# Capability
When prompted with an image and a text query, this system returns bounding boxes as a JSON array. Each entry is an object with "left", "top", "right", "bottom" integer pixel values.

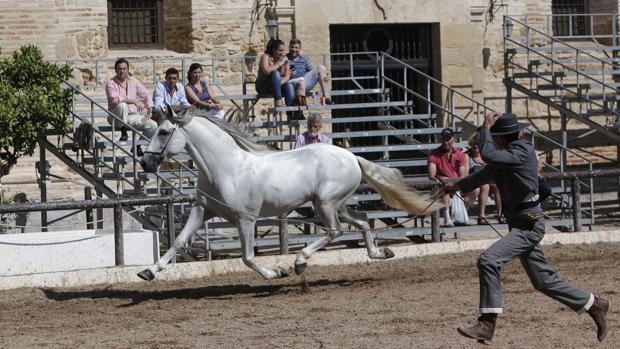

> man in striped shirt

[{"left": 287, "top": 39, "right": 333, "bottom": 105}]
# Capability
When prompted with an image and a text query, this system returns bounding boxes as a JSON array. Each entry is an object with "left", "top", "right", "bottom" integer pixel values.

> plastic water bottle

[{"left": 311, "top": 91, "right": 317, "bottom": 104}]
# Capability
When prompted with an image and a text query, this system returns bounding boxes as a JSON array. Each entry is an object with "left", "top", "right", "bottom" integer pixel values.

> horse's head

[{"left": 140, "top": 107, "right": 189, "bottom": 172}]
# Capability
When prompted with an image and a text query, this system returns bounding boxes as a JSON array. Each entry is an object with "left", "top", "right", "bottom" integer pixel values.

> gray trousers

[{"left": 478, "top": 207, "right": 592, "bottom": 314}]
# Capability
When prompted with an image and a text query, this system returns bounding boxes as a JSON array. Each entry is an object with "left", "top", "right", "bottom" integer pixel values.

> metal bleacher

[{"left": 45, "top": 49, "right": 591, "bottom": 259}]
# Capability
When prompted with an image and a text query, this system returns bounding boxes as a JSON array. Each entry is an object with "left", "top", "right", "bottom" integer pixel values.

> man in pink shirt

[
  {"left": 428, "top": 127, "right": 468, "bottom": 226},
  {"left": 106, "top": 58, "right": 157, "bottom": 143}
]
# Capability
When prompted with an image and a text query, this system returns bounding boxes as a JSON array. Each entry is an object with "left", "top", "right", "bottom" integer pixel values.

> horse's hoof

[
  {"left": 137, "top": 269, "right": 155, "bottom": 281},
  {"left": 295, "top": 263, "right": 307, "bottom": 275},
  {"left": 383, "top": 247, "right": 395, "bottom": 259},
  {"left": 278, "top": 267, "right": 289, "bottom": 278}
]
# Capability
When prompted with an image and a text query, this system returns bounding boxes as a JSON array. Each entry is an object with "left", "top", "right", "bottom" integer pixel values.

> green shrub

[{"left": 0, "top": 45, "right": 73, "bottom": 177}]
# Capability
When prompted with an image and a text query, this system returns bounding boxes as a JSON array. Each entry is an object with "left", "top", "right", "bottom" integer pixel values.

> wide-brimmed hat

[{"left": 490, "top": 113, "right": 530, "bottom": 136}]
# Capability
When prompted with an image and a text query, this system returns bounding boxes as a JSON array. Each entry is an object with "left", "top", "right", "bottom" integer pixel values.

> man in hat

[
  {"left": 444, "top": 112, "right": 609, "bottom": 343},
  {"left": 428, "top": 127, "right": 468, "bottom": 227}
]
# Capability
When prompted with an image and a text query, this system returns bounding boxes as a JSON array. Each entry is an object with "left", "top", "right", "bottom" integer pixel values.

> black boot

[
  {"left": 588, "top": 296, "right": 609, "bottom": 342},
  {"left": 457, "top": 313, "right": 497, "bottom": 343},
  {"left": 119, "top": 126, "right": 128, "bottom": 142}
]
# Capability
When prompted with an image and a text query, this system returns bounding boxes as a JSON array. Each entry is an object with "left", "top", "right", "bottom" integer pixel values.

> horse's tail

[{"left": 356, "top": 156, "right": 443, "bottom": 215}]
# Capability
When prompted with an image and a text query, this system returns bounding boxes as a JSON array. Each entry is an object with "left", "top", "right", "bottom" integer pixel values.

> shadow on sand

[{"left": 40, "top": 277, "right": 377, "bottom": 307}]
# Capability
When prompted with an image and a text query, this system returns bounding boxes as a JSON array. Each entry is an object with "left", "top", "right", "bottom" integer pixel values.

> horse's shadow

[{"left": 40, "top": 277, "right": 376, "bottom": 308}]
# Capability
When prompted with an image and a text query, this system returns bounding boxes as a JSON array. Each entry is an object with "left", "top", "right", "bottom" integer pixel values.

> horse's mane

[{"left": 184, "top": 109, "right": 279, "bottom": 156}]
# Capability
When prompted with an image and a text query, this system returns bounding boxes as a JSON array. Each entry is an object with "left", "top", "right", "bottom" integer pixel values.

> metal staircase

[
  {"left": 503, "top": 15, "right": 620, "bottom": 147},
  {"left": 38, "top": 50, "right": 593, "bottom": 258},
  {"left": 379, "top": 52, "right": 595, "bottom": 227}
]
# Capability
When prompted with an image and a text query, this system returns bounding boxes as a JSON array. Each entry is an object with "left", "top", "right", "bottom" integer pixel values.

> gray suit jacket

[{"left": 458, "top": 128, "right": 539, "bottom": 217}]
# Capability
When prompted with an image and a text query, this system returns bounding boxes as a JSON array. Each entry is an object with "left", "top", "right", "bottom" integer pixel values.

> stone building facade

[
  {"left": 1, "top": 1, "right": 617, "bottom": 108},
  {"left": 1, "top": 0, "right": 618, "bottom": 171}
]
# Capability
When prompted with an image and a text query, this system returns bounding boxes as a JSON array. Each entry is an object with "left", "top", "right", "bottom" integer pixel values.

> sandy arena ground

[{"left": 0, "top": 242, "right": 617, "bottom": 348}]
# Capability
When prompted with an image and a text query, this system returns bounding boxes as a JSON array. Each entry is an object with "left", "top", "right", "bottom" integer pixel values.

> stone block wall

[
  {"left": 590, "top": 0, "right": 619, "bottom": 46},
  {"left": 190, "top": 0, "right": 264, "bottom": 85},
  {"left": 164, "top": 0, "right": 193, "bottom": 53},
  {"left": 0, "top": 0, "right": 107, "bottom": 60}
]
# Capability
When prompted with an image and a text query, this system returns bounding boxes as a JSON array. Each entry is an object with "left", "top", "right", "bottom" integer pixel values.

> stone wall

[
  {"left": 590, "top": 0, "right": 619, "bottom": 46},
  {"left": 163, "top": 0, "right": 193, "bottom": 53},
  {"left": 190, "top": 0, "right": 264, "bottom": 85},
  {"left": 0, "top": 0, "right": 107, "bottom": 60}
]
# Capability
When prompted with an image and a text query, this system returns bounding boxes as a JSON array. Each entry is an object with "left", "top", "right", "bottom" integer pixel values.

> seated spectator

[
  {"left": 463, "top": 135, "right": 504, "bottom": 224},
  {"left": 153, "top": 67, "right": 192, "bottom": 118},
  {"left": 294, "top": 113, "right": 332, "bottom": 148},
  {"left": 255, "top": 39, "right": 295, "bottom": 108},
  {"left": 184, "top": 63, "right": 225, "bottom": 119},
  {"left": 428, "top": 128, "right": 468, "bottom": 227},
  {"left": 105, "top": 58, "right": 156, "bottom": 145},
  {"left": 287, "top": 39, "right": 332, "bottom": 106}
]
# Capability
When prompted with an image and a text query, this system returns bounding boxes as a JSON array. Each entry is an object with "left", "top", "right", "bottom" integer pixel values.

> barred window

[
  {"left": 108, "top": 0, "right": 163, "bottom": 47},
  {"left": 552, "top": 0, "right": 589, "bottom": 37}
]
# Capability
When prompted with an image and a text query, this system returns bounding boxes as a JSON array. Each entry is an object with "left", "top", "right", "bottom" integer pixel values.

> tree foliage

[{"left": 0, "top": 45, "right": 73, "bottom": 177}]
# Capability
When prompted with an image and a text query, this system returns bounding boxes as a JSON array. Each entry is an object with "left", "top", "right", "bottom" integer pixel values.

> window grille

[
  {"left": 108, "top": 0, "right": 163, "bottom": 47},
  {"left": 552, "top": 0, "right": 589, "bottom": 37}
]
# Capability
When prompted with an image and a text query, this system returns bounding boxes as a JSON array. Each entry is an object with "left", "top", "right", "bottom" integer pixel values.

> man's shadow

[{"left": 41, "top": 277, "right": 376, "bottom": 308}]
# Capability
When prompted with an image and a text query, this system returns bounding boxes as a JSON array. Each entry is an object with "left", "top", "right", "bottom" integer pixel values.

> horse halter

[{"left": 143, "top": 125, "right": 178, "bottom": 157}]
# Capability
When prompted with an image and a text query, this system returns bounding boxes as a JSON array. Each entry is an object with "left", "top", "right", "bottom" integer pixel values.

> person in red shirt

[{"left": 428, "top": 128, "right": 468, "bottom": 226}]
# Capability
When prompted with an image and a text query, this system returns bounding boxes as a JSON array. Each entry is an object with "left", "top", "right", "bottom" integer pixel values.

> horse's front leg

[
  {"left": 138, "top": 205, "right": 205, "bottom": 281},
  {"left": 238, "top": 218, "right": 289, "bottom": 279}
]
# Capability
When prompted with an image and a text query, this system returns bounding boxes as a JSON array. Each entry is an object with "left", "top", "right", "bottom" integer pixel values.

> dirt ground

[{"left": 0, "top": 242, "right": 617, "bottom": 349}]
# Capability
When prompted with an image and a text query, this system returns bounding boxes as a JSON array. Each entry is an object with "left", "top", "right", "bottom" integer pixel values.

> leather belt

[{"left": 517, "top": 200, "right": 540, "bottom": 211}]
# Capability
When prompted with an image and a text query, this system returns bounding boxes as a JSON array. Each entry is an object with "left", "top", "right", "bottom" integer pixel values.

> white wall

[{"left": 0, "top": 229, "right": 159, "bottom": 276}]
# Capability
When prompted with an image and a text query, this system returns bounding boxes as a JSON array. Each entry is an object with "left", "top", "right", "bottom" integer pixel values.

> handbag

[{"left": 450, "top": 192, "right": 470, "bottom": 225}]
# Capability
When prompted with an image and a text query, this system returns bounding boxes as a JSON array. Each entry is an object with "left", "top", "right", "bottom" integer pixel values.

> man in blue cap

[{"left": 445, "top": 112, "right": 609, "bottom": 344}]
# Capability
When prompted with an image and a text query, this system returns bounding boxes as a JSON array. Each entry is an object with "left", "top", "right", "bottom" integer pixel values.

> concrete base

[
  {"left": 0, "top": 229, "right": 159, "bottom": 277},
  {"left": 0, "top": 230, "right": 618, "bottom": 291}
]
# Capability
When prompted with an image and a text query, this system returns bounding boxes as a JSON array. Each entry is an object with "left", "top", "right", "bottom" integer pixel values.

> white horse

[{"left": 137, "top": 108, "right": 442, "bottom": 281}]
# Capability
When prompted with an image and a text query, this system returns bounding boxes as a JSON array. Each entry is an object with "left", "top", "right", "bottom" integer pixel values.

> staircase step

[
  {"left": 374, "top": 159, "right": 428, "bottom": 168},
  {"left": 330, "top": 88, "right": 390, "bottom": 96},
  {"left": 250, "top": 113, "right": 436, "bottom": 128},
  {"left": 559, "top": 93, "right": 620, "bottom": 102},
  {"left": 328, "top": 127, "right": 460, "bottom": 139},
  {"left": 271, "top": 100, "right": 410, "bottom": 113},
  {"left": 82, "top": 154, "right": 192, "bottom": 165},
  {"left": 583, "top": 109, "right": 615, "bottom": 117},
  {"left": 102, "top": 168, "right": 197, "bottom": 181},
  {"left": 533, "top": 56, "right": 620, "bottom": 65},
  {"left": 514, "top": 45, "right": 620, "bottom": 53},
  {"left": 73, "top": 88, "right": 391, "bottom": 107},
  {"left": 348, "top": 141, "right": 468, "bottom": 154},
  {"left": 512, "top": 71, "right": 566, "bottom": 79},
  {"left": 536, "top": 83, "right": 591, "bottom": 91},
  {"left": 62, "top": 139, "right": 150, "bottom": 151}
]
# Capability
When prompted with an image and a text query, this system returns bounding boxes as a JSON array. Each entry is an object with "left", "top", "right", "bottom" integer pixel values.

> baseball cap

[{"left": 440, "top": 127, "right": 455, "bottom": 138}]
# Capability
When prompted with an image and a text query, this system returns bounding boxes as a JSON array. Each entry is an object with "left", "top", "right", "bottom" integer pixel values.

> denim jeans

[{"left": 256, "top": 70, "right": 295, "bottom": 105}]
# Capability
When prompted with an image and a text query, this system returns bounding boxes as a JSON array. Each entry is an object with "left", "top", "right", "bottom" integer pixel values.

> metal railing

[
  {"left": 54, "top": 49, "right": 598, "bottom": 244},
  {"left": 516, "top": 13, "right": 619, "bottom": 45},
  {"left": 2, "top": 169, "right": 615, "bottom": 265},
  {"left": 504, "top": 15, "right": 620, "bottom": 140},
  {"left": 379, "top": 51, "right": 595, "bottom": 221}
]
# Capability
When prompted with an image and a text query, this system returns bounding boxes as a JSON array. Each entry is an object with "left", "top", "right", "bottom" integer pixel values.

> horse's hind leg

[
  {"left": 238, "top": 219, "right": 289, "bottom": 279},
  {"left": 338, "top": 206, "right": 394, "bottom": 259},
  {"left": 137, "top": 205, "right": 205, "bottom": 281},
  {"left": 294, "top": 204, "right": 341, "bottom": 275}
]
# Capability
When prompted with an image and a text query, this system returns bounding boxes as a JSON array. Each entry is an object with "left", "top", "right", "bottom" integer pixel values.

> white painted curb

[{"left": 1, "top": 230, "right": 619, "bottom": 291}]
